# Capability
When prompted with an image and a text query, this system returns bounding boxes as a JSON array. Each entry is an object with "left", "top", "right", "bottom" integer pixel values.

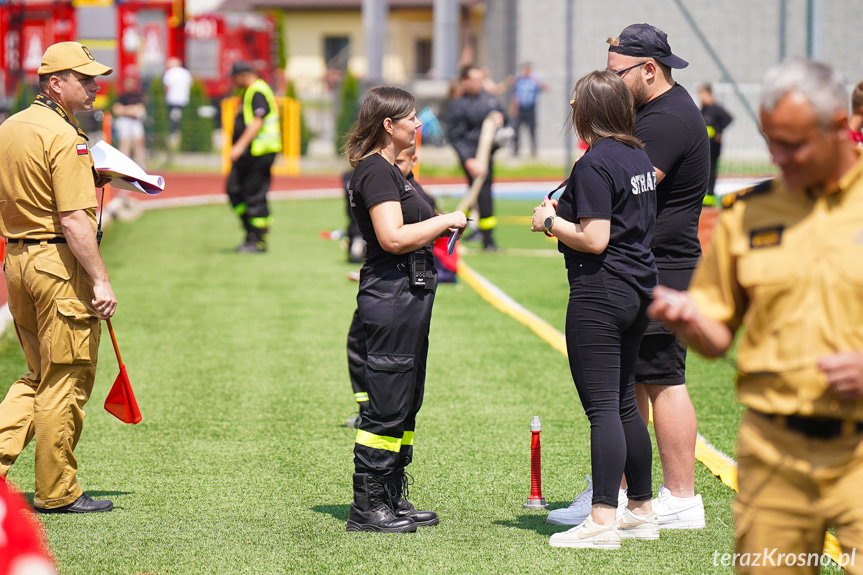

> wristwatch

[{"left": 544, "top": 216, "right": 555, "bottom": 232}]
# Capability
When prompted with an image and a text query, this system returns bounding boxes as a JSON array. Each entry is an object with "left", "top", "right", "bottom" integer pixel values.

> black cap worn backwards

[{"left": 607, "top": 23, "right": 689, "bottom": 69}]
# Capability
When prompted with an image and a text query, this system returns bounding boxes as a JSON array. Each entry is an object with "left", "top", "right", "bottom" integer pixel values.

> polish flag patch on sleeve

[{"left": 76, "top": 143, "right": 88, "bottom": 155}]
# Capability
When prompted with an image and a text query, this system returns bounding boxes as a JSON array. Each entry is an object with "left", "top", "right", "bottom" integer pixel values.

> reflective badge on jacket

[
  {"left": 749, "top": 226, "right": 783, "bottom": 249},
  {"left": 76, "top": 144, "right": 88, "bottom": 155}
]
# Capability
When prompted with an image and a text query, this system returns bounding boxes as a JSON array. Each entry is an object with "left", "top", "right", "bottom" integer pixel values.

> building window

[
  {"left": 324, "top": 36, "right": 349, "bottom": 71},
  {"left": 415, "top": 38, "right": 432, "bottom": 77}
]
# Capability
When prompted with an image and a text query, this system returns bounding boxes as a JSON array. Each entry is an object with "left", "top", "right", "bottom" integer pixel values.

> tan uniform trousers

[
  {"left": 0, "top": 241, "right": 101, "bottom": 509},
  {"left": 735, "top": 409, "right": 863, "bottom": 574}
]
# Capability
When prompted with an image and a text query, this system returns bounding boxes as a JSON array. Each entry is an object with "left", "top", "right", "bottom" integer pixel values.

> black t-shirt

[
  {"left": 635, "top": 83, "right": 710, "bottom": 268},
  {"left": 116, "top": 92, "right": 144, "bottom": 118},
  {"left": 700, "top": 103, "right": 733, "bottom": 142},
  {"left": 349, "top": 154, "right": 436, "bottom": 271},
  {"left": 555, "top": 137, "right": 658, "bottom": 296},
  {"left": 233, "top": 92, "right": 270, "bottom": 145}
]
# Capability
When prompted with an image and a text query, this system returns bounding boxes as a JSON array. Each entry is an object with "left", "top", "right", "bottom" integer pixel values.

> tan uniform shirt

[
  {"left": 0, "top": 102, "right": 97, "bottom": 239},
  {"left": 690, "top": 151, "right": 863, "bottom": 420}
]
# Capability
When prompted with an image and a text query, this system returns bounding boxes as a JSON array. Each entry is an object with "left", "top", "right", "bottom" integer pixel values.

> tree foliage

[
  {"left": 335, "top": 70, "right": 360, "bottom": 155},
  {"left": 180, "top": 80, "right": 213, "bottom": 152}
]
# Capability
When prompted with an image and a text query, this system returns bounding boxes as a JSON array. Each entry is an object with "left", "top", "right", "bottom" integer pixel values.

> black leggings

[{"left": 565, "top": 260, "right": 653, "bottom": 507}]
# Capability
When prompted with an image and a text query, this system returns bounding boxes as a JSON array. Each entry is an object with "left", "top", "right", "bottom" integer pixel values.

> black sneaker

[{"left": 35, "top": 493, "right": 113, "bottom": 514}]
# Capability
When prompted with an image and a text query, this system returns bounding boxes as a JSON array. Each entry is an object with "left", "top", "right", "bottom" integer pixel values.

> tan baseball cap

[{"left": 37, "top": 42, "right": 113, "bottom": 76}]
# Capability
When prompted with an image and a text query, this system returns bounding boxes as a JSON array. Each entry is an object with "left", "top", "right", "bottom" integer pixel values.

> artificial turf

[{"left": 0, "top": 196, "right": 841, "bottom": 574}]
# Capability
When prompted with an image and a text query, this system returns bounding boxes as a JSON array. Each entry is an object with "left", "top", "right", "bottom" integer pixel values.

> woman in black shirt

[
  {"left": 344, "top": 86, "right": 466, "bottom": 533},
  {"left": 531, "top": 71, "right": 658, "bottom": 549}
]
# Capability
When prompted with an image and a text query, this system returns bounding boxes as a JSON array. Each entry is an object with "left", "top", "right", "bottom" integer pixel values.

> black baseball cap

[
  {"left": 607, "top": 23, "right": 688, "bottom": 69},
  {"left": 228, "top": 60, "right": 253, "bottom": 77}
]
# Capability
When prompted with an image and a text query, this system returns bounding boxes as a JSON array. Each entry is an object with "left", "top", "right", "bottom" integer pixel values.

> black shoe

[
  {"left": 346, "top": 473, "right": 416, "bottom": 533},
  {"left": 391, "top": 470, "right": 439, "bottom": 527},
  {"left": 35, "top": 493, "right": 113, "bottom": 514}
]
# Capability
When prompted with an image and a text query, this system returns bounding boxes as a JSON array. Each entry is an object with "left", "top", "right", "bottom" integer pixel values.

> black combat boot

[
  {"left": 346, "top": 473, "right": 417, "bottom": 533},
  {"left": 480, "top": 229, "right": 499, "bottom": 251},
  {"left": 390, "top": 469, "right": 439, "bottom": 527},
  {"left": 237, "top": 226, "right": 267, "bottom": 253}
]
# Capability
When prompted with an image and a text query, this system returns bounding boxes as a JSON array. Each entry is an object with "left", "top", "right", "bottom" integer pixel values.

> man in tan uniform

[
  {"left": 0, "top": 42, "right": 117, "bottom": 513},
  {"left": 650, "top": 57, "right": 863, "bottom": 573}
]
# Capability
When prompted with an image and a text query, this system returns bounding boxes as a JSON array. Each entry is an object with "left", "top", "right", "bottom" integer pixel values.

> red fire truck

[{"left": 0, "top": 1, "right": 277, "bottom": 102}]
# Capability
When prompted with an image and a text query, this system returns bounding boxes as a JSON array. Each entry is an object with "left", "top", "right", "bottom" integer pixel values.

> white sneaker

[
  {"left": 547, "top": 475, "right": 627, "bottom": 525},
  {"left": 617, "top": 508, "right": 660, "bottom": 540},
  {"left": 651, "top": 485, "right": 705, "bottom": 529},
  {"left": 549, "top": 516, "right": 621, "bottom": 549}
]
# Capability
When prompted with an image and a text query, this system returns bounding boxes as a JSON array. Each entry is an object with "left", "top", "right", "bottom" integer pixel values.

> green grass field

[{"left": 0, "top": 196, "right": 839, "bottom": 574}]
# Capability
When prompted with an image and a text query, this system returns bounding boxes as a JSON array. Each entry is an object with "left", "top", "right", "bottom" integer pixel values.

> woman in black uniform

[
  {"left": 344, "top": 86, "right": 466, "bottom": 533},
  {"left": 531, "top": 71, "right": 659, "bottom": 549}
]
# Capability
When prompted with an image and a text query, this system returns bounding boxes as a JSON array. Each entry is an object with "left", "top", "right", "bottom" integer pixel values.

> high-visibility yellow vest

[{"left": 243, "top": 78, "right": 282, "bottom": 156}]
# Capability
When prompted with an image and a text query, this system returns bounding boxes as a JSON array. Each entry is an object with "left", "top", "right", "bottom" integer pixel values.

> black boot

[
  {"left": 346, "top": 473, "right": 417, "bottom": 533},
  {"left": 390, "top": 469, "right": 439, "bottom": 527},
  {"left": 237, "top": 226, "right": 267, "bottom": 253},
  {"left": 480, "top": 229, "right": 499, "bottom": 251}
]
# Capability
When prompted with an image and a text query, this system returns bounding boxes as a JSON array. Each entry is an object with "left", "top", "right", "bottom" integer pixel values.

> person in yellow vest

[
  {"left": 227, "top": 61, "right": 282, "bottom": 253},
  {"left": 0, "top": 41, "right": 116, "bottom": 513},
  {"left": 650, "top": 58, "right": 863, "bottom": 573}
]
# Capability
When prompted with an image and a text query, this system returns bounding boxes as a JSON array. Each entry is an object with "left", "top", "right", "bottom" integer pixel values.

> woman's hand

[
  {"left": 443, "top": 210, "right": 468, "bottom": 238},
  {"left": 531, "top": 199, "right": 557, "bottom": 232}
]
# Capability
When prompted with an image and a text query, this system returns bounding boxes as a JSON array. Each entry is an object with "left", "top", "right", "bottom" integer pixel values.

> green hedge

[{"left": 180, "top": 80, "right": 213, "bottom": 152}]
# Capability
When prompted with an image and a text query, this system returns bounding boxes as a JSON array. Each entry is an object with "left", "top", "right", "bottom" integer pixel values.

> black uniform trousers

[
  {"left": 513, "top": 106, "right": 537, "bottom": 156},
  {"left": 347, "top": 308, "right": 369, "bottom": 408},
  {"left": 351, "top": 265, "right": 436, "bottom": 476},
  {"left": 226, "top": 152, "right": 275, "bottom": 231},
  {"left": 460, "top": 157, "right": 495, "bottom": 225}
]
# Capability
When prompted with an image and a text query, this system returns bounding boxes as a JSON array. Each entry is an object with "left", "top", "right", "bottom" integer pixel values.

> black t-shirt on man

[
  {"left": 233, "top": 92, "right": 270, "bottom": 145},
  {"left": 349, "top": 154, "right": 435, "bottom": 271},
  {"left": 635, "top": 83, "right": 710, "bottom": 268},
  {"left": 556, "top": 137, "right": 658, "bottom": 296}
]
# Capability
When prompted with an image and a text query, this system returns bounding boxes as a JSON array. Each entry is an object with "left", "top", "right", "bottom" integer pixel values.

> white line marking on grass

[{"left": 458, "top": 261, "right": 843, "bottom": 563}]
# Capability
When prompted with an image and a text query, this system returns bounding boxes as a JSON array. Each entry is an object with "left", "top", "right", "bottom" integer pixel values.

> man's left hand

[
  {"left": 94, "top": 174, "right": 112, "bottom": 188},
  {"left": 818, "top": 351, "right": 863, "bottom": 399}
]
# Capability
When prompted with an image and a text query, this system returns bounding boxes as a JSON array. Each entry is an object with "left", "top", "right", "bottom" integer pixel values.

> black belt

[
  {"left": 16, "top": 237, "right": 67, "bottom": 244},
  {"left": 752, "top": 409, "right": 863, "bottom": 439}
]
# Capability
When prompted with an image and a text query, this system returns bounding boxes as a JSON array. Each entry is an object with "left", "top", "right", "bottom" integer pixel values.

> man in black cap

[
  {"left": 226, "top": 61, "right": 282, "bottom": 252},
  {"left": 547, "top": 23, "right": 710, "bottom": 531}
]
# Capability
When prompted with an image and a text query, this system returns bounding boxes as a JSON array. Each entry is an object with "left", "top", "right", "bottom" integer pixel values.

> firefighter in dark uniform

[
  {"left": 344, "top": 86, "right": 466, "bottom": 533},
  {"left": 650, "top": 58, "right": 863, "bottom": 574},
  {"left": 446, "top": 65, "right": 505, "bottom": 250},
  {"left": 0, "top": 42, "right": 117, "bottom": 513},
  {"left": 227, "top": 61, "right": 282, "bottom": 253}
]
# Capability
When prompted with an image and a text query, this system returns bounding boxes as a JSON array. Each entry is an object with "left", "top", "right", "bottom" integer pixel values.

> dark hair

[
  {"left": 38, "top": 70, "right": 72, "bottom": 93},
  {"left": 570, "top": 70, "right": 642, "bottom": 149},
  {"left": 344, "top": 86, "right": 415, "bottom": 167},
  {"left": 460, "top": 65, "right": 479, "bottom": 80},
  {"left": 699, "top": 83, "right": 713, "bottom": 94}
]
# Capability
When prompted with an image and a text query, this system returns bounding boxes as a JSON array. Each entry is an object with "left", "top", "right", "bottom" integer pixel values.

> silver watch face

[{"left": 544, "top": 216, "right": 553, "bottom": 230}]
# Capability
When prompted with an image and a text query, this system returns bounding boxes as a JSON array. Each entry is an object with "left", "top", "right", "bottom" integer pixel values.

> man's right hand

[
  {"left": 465, "top": 157, "right": 487, "bottom": 179},
  {"left": 92, "top": 281, "right": 117, "bottom": 320}
]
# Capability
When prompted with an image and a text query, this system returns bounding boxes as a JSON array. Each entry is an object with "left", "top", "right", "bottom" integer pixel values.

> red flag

[{"left": 104, "top": 365, "right": 142, "bottom": 424}]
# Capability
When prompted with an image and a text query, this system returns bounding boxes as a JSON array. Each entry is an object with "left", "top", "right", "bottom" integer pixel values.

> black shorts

[{"left": 636, "top": 266, "right": 695, "bottom": 386}]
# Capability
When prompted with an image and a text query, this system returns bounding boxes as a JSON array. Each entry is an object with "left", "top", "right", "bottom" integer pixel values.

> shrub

[
  {"left": 147, "top": 78, "right": 170, "bottom": 150},
  {"left": 180, "top": 80, "right": 213, "bottom": 152},
  {"left": 335, "top": 70, "right": 360, "bottom": 154}
]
